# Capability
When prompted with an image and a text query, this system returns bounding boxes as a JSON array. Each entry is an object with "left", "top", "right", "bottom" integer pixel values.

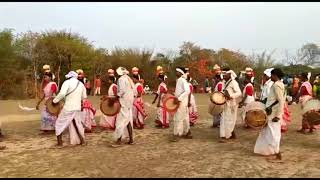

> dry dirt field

[{"left": 0, "top": 94, "right": 319, "bottom": 178}]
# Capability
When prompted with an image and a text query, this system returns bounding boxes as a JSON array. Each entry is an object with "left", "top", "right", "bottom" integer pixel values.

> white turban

[
  {"left": 226, "top": 70, "right": 237, "bottom": 80},
  {"left": 65, "top": 71, "right": 78, "bottom": 79},
  {"left": 307, "top": 72, "right": 311, "bottom": 81},
  {"left": 176, "top": 68, "right": 185, "bottom": 75},
  {"left": 116, "top": 67, "right": 129, "bottom": 76},
  {"left": 264, "top": 68, "right": 274, "bottom": 77}
]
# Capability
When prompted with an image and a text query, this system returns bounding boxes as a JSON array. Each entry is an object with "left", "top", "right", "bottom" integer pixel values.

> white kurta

[
  {"left": 220, "top": 79, "right": 242, "bottom": 139},
  {"left": 113, "top": 74, "right": 134, "bottom": 141},
  {"left": 53, "top": 78, "right": 87, "bottom": 145},
  {"left": 173, "top": 77, "right": 191, "bottom": 136},
  {"left": 260, "top": 79, "right": 274, "bottom": 102},
  {"left": 254, "top": 81, "right": 285, "bottom": 155}
]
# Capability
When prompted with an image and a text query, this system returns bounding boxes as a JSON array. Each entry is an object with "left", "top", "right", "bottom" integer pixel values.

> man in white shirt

[
  {"left": 254, "top": 68, "right": 285, "bottom": 161},
  {"left": 112, "top": 67, "right": 135, "bottom": 147},
  {"left": 219, "top": 68, "right": 242, "bottom": 143},
  {"left": 172, "top": 67, "right": 191, "bottom": 142},
  {"left": 53, "top": 71, "right": 87, "bottom": 146},
  {"left": 260, "top": 68, "right": 274, "bottom": 104}
]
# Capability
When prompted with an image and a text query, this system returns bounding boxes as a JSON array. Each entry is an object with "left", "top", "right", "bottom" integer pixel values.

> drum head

[
  {"left": 210, "top": 91, "right": 226, "bottom": 105},
  {"left": 245, "top": 109, "right": 267, "bottom": 129},
  {"left": 163, "top": 95, "right": 179, "bottom": 113},
  {"left": 100, "top": 98, "right": 121, "bottom": 116},
  {"left": 45, "top": 97, "right": 63, "bottom": 116}
]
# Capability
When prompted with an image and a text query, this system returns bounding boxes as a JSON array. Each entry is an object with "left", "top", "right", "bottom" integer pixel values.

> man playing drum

[
  {"left": 212, "top": 65, "right": 224, "bottom": 128},
  {"left": 132, "top": 67, "right": 147, "bottom": 129},
  {"left": 260, "top": 68, "right": 291, "bottom": 133},
  {"left": 296, "top": 72, "right": 320, "bottom": 133},
  {"left": 254, "top": 68, "right": 285, "bottom": 161},
  {"left": 153, "top": 66, "right": 170, "bottom": 128},
  {"left": 53, "top": 71, "right": 87, "bottom": 146},
  {"left": 171, "top": 67, "right": 192, "bottom": 142},
  {"left": 100, "top": 69, "right": 118, "bottom": 130},
  {"left": 111, "top": 67, "right": 135, "bottom": 147},
  {"left": 219, "top": 68, "right": 242, "bottom": 143}
]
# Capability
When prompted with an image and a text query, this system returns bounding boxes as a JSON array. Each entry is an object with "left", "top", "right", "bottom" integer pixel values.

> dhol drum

[
  {"left": 100, "top": 97, "right": 121, "bottom": 116},
  {"left": 163, "top": 94, "right": 180, "bottom": 113},
  {"left": 302, "top": 99, "right": 320, "bottom": 126},
  {"left": 245, "top": 101, "right": 267, "bottom": 129},
  {"left": 45, "top": 97, "right": 63, "bottom": 116},
  {"left": 208, "top": 91, "right": 226, "bottom": 116}
]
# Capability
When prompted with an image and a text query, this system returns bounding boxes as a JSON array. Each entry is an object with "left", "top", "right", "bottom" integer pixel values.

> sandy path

[{"left": 0, "top": 95, "right": 319, "bottom": 177}]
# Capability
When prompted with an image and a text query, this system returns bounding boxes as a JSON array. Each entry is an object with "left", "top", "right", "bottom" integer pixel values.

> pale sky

[{"left": 1, "top": 2, "right": 320, "bottom": 61}]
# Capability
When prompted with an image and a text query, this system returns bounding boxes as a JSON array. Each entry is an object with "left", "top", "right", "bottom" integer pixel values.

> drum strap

[
  {"left": 223, "top": 79, "right": 232, "bottom": 91},
  {"left": 65, "top": 80, "right": 80, "bottom": 97}
]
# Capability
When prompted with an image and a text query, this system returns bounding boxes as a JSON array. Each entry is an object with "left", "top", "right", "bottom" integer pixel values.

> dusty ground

[{"left": 0, "top": 94, "right": 319, "bottom": 178}]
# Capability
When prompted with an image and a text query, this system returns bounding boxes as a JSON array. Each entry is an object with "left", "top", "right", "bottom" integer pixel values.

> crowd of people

[{"left": 0, "top": 63, "right": 319, "bottom": 162}]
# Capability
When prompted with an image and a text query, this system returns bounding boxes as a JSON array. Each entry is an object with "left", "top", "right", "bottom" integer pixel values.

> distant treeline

[{"left": 0, "top": 28, "right": 319, "bottom": 99}]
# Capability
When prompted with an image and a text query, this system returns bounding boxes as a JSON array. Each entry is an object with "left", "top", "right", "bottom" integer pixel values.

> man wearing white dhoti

[
  {"left": 111, "top": 67, "right": 135, "bottom": 147},
  {"left": 53, "top": 71, "right": 87, "bottom": 146},
  {"left": 219, "top": 68, "right": 242, "bottom": 143},
  {"left": 254, "top": 68, "right": 285, "bottom": 160},
  {"left": 171, "top": 67, "right": 192, "bottom": 142}
]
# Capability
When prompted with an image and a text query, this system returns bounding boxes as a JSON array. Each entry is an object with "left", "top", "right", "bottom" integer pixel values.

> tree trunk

[
  {"left": 33, "top": 59, "right": 38, "bottom": 99},
  {"left": 56, "top": 46, "right": 62, "bottom": 89},
  {"left": 57, "top": 59, "right": 61, "bottom": 89},
  {"left": 67, "top": 54, "right": 72, "bottom": 71}
]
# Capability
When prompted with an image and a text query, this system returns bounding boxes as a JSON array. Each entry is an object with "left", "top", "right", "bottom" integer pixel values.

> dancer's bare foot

[
  {"left": 276, "top": 152, "right": 282, "bottom": 160},
  {"left": 170, "top": 135, "right": 180, "bottom": 142},
  {"left": 183, "top": 131, "right": 193, "bottom": 139},
  {"left": 110, "top": 140, "right": 122, "bottom": 148},
  {"left": 127, "top": 140, "right": 135, "bottom": 145},
  {"left": 230, "top": 131, "right": 237, "bottom": 139},
  {"left": 219, "top": 138, "right": 227, "bottom": 143},
  {"left": 297, "top": 129, "right": 306, "bottom": 134}
]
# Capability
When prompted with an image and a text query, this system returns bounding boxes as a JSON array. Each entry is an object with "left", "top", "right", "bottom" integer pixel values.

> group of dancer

[
  {"left": 209, "top": 64, "right": 320, "bottom": 161},
  {"left": 0, "top": 63, "right": 317, "bottom": 162},
  {"left": 31, "top": 64, "right": 199, "bottom": 147}
]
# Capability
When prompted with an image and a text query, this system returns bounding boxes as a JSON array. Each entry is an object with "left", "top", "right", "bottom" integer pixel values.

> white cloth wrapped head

[
  {"left": 176, "top": 67, "right": 189, "bottom": 79},
  {"left": 307, "top": 72, "right": 311, "bottom": 81},
  {"left": 263, "top": 68, "right": 274, "bottom": 78},
  {"left": 225, "top": 70, "right": 237, "bottom": 80},
  {"left": 65, "top": 71, "right": 78, "bottom": 79},
  {"left": 116, "top": 67, "right": 129, "bottom": 76}
]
